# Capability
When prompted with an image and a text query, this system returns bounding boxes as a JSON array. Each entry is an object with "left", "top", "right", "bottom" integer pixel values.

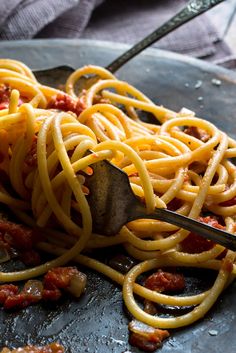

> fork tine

[{"left": 86, "top": 159, "right": 236, "bottom": 251}]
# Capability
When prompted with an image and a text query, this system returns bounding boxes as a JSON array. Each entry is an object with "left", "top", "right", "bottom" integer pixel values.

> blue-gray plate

[{"left": 0, "top": 39, "right": 236, "bottom": 353}]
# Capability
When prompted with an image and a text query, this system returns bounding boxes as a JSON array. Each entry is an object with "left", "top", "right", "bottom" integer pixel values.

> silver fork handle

[
  {"left": 130, "top": 205, "right": 236, "bottom": 251},
  {"left": 107, "top": 0, "right": 225, "bottom": 73}
]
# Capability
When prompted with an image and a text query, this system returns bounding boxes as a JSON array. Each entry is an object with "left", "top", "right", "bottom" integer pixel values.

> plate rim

[{"left": 0, "top": 38, "right": 236, "bottom": 82}]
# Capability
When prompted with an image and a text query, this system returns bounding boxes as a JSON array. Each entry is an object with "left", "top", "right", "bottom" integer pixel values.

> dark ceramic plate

[{"left": 0, "top": 39, "right": 236, "bottom": 353}]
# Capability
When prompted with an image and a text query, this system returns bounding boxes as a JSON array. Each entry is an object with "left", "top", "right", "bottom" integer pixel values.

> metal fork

[
  {"left": 77, "top": 0, "right": 225, "bottom": 90},
  {"left": 86, "top": 159, "right": 236, "bottom": 251}
]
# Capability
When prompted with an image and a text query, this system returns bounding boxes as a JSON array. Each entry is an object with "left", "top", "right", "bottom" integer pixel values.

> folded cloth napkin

[
  {"left": 0, "top": 0, "right": 80, "bottom": 39},
  {"left": 0, "top": 0, "right": 232, "bottom": 64},
  {"left": 81, "top": 0, "right": 231, "bottom": 62}
]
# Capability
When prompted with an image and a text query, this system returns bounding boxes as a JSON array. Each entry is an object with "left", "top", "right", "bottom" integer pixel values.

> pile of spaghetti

[{"left": 0, "top": 59, "right": 236, "bottom": 350}]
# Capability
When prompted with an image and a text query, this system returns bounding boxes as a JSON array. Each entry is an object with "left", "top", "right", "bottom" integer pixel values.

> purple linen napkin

[
  {"left": 0, "top": 0, "right": 80, "bottom": 39},
  {"left": 81, "top": 0, "right": 231, "bottom": 61}
]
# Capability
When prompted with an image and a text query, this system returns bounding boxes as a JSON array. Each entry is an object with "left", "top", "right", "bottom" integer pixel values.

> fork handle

[
  {"left": 107, "top": 0, "right": 225, "bottom": 73},
  {"left": 129, "top": 205, "right": 236, "bottom": 251}
]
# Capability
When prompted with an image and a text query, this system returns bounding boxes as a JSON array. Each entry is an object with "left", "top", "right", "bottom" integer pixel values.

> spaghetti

[{"left": 0, "top": 59, "right": 236, "bottom": 348}]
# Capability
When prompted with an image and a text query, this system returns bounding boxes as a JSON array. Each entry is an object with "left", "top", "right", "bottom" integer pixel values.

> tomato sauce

[
  {"left": 49, "top": 93, "right": 85, "bottom": 116},
  {"left": 0, "top": 267, "right": 86, "bottom": 310},
  {"left": 180, "top": 216, "right": 224, "bottom": 254},
  {"left": 220, "top": 196, "right": 236, "bottom": 207},
  {"left": 184, "top": 126, "right": 209, "bottom": 142},
  {"left": 0, "top": 84, "right": 11, "bottom": 110},
  {"left": 144, "top": 270, "right": 185, "bottom": 293},
  {"left": 0, "top": 84, "right": 23, "bottom": 110}
]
